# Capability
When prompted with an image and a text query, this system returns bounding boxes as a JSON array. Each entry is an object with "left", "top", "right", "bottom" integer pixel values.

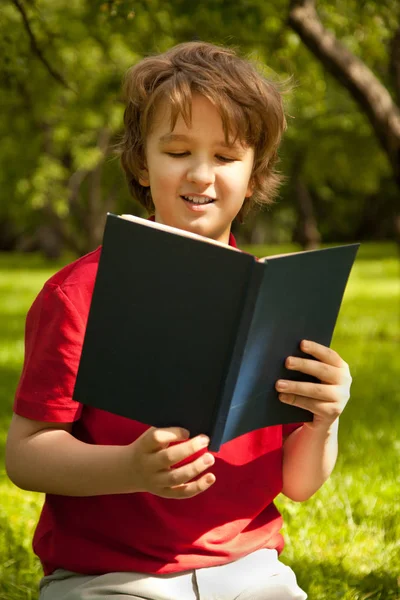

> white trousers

[{"left": 39, "top": 548, "right": 307, "bottom": 599}]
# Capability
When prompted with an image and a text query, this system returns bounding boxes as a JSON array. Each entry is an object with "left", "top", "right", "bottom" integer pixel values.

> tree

[
  {"left": 288, "top": 0, "right": 400, "bottom": 240},
  {"left": 134, "top": 0, "right": 399, "bottom": 245},
  {"left": 1, "top": 0, "right": 398, "bottom": 254},
  {"left": 0, "top": 1, "right": 148, "bottom": 255}
]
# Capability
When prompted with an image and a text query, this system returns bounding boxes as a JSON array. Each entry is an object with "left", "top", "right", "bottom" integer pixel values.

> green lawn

[{"left": 0, "top": 244, "right": 399, "bottom": 599}]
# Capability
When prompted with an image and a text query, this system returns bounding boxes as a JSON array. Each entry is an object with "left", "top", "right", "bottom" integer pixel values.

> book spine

[{"left": 209, "top": 261, "right": 264, "bottom": 451}]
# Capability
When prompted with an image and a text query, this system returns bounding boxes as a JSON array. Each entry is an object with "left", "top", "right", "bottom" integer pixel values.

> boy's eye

[
  {"left": 216, "top": 155, "right": 236, "bottom": 163},
  {"left": 165, "top": 152, "right": 236, "bottom": 163}
]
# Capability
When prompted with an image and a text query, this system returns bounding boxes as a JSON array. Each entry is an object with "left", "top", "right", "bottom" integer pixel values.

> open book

[{"left": 73, "top": 213, "right": 359, "bottom": 451}]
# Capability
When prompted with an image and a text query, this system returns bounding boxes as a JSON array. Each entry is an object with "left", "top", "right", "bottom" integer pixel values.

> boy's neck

[{"left": 147, "top": 215, "right": 237, "bottom": 248}]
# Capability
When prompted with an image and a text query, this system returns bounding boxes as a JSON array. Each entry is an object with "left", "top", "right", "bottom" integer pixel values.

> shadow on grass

[
  {"left": 290, "top": 557, "right": 399, "bottom": 599},
  {"left": 0, "top": 252, "right": 74, "bottom": 271}
]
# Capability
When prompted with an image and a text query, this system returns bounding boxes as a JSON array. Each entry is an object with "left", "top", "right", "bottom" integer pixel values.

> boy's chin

[
  {"left": 184, "top": 223, "right": 230, "bottom": 245},
  {"left": 155, "top": 211, "right": 230, "bottom": 243}
]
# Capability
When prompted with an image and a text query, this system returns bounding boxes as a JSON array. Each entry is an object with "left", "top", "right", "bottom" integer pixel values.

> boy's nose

[{"left": 186, "top": 161, "right": 215, "bottom": 186}]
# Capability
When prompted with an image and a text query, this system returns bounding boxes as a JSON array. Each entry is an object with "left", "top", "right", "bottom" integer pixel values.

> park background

[{"left": 0, "top": 0, "right": 399, "bottom": 598}]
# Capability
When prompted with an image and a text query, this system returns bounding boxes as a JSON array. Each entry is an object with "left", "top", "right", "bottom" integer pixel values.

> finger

[
  {"left": 159, "top": 452, "right": 215, "bottom": 487},
  {"left": 285, "top": 356, "right": 341, "bottom": 384},
  {"left": 141, "top": 427, "right": 190, "bottom": 452},
  {"left": 300, "top": 340, "right": 346, "bottom": 369},
  {"left": 279, "top": 393, "right": 342, "bottom": 420},
  {"left": 276, "top": 379, "right": 337, "bottom": 401},
  {"left": 161, "top": 472, "right": 216, "bottom": 499},
  {"left": 156, "top": 434, "right": 211, "bottom": 469}
]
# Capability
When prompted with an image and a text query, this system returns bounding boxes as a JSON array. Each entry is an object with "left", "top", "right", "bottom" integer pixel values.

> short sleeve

[{"left": 14, "top": 284, "right": 85, "bottom": 422}]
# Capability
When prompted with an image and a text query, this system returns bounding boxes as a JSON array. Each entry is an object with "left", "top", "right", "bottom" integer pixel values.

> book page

[
  {"left": 119, "top": 214, "right": 239, "bottom": 252},
  {"left": 259, "top": 244, "right": 360, "bottom": 263},
  {"left": 258, "top": 251, "right": 299, "bottom": 263}
]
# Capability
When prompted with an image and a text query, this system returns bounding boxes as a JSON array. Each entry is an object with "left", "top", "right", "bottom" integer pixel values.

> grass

[{"left": 0, "top": 243, "right": 399, "bottom": 599}]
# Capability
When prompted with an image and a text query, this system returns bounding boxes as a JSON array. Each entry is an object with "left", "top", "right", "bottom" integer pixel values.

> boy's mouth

[{"left": 181, "top": 195, "right": 215, "bottom": 205}]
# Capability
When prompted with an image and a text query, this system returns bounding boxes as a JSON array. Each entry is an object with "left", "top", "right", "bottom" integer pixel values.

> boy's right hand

[{"left": 127, "top": 427, "right": 216, "bottom": 499}]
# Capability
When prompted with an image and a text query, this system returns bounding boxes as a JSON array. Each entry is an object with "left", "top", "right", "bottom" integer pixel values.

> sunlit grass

[{"left": 0, "top": 245, "right": 399, "bottom": 599}]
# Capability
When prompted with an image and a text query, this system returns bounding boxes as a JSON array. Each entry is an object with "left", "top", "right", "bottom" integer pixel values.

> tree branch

[
  {"left": 288, "top": 0, "right": 400, "bottom": 183},
  {"left": 390, "top": 26, "right": 400, "bottom": 107},
  {"left": 10, "top": 0, "right": 73, "bottom": 91}
]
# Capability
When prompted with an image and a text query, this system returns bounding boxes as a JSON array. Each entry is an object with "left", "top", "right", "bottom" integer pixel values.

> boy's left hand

[{"left": 276, "top": 339, "right": 352, "bottom": 429}]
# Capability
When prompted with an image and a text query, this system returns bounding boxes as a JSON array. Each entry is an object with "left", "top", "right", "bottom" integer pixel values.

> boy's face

[{"left": 140, "top": 94, "right": 254, "bottom": 244}]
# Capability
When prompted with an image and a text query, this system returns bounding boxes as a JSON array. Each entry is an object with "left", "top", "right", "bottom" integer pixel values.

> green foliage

[
  {"left": 0, "top": 1, "right": 399, "bottom": 252},
  {"left": 0, "top": 243, "right": 399, "bottom": 598}
]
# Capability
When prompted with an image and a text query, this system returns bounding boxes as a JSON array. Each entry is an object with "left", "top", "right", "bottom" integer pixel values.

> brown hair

[{"left": 120, "top": 41, "right": 287, "bottom": 221}]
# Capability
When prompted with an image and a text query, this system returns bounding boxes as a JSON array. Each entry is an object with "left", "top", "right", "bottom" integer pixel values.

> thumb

[{"left": 139, "top": 426, "right": 190, "bottom": 452}]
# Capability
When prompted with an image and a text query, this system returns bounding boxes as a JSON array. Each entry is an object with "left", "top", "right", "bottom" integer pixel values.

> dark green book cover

[{"left": 73, "top": 214, "right": 359, "bottom": 451}]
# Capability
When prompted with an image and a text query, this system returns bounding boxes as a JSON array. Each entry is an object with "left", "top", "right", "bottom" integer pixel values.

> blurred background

[
  {"left": 0, "top": 1, "right": 399, "bottom": 599},
  {"left": 0, "top": 0, "right": 399, "bottom": 255}
]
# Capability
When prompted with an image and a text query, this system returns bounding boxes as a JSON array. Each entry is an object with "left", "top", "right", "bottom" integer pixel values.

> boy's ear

[
  {"left": 245, "top": 178, "right": 254, "bottom": 198},
  {"left": 139, "top": 168, "right": 150, "bottom": 187}
]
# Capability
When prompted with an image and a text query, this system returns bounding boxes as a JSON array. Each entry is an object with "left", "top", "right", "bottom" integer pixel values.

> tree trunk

[
  {"left": 293, "top": 178, "right": 321, "bottom": 249},
  {"left": 0, "top": 218, "right": 17, "bottom": 251},
  {"left": 250, "top": 220, "right": 267, "bottom": 244},
  {"left": 39, "top": 122, "right": 66, "bottom": 258},
  {"left": 390, "top": 26, "right": 400, "bottom": 107},
  {"left": 85, "top": 128, "right": 111, "bottom": 253},
  {"left": 288, "top": 0, "right": 400, "bottom": 193},
  {"left": 292, "top": 151, "right": 321, "bottom": 249},
  {"left": 36, "top": 224, "right": 63, "bottom": 259}
]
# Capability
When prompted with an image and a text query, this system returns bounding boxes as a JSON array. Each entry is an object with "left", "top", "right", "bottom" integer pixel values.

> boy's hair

[{"left": 120, "top": 41, "right": 287, "bottom": 221}]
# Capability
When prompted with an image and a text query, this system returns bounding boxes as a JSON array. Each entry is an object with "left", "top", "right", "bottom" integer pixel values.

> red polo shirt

[{"left": 14, "top": 232, "right": 300, "bottom": 576}]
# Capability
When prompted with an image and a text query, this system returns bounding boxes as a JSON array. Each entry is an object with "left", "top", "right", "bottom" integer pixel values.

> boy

[{"left": 6, "top": 42, "right": 352, "bottom": 599}]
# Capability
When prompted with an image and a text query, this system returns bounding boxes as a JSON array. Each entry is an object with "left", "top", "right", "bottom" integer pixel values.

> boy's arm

[
  {"left": 281, "top": 419, "right": 339, "bottom": 501},
  {"left": 9, "top": 282, "right": 215, "bottom": 499},
  {"left": 5, "top": 414, "right": 215, "bottom": 499},
  {"left": 277, "top": 340, "right": 351, "bottom": 502}
]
